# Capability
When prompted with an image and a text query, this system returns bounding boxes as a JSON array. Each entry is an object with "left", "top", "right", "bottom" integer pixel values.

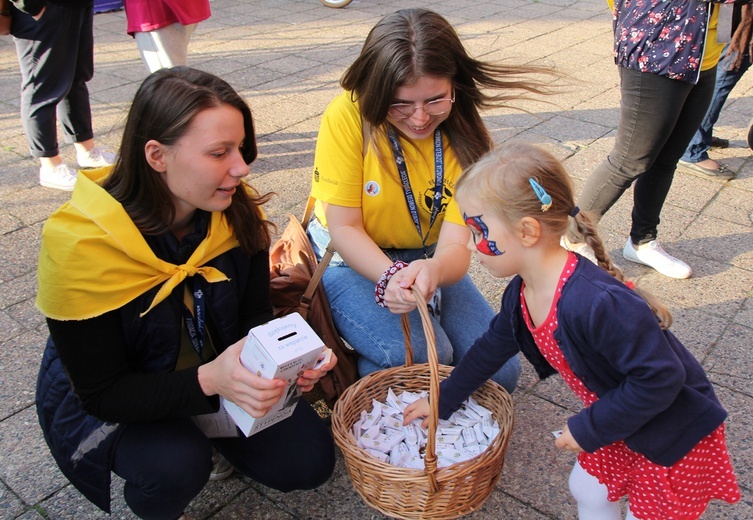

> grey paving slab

[
  {"left": 0, "top": 329, "right": 45, "bottom": 420},
  {"left": 1, "top": 0, "right": 752, "bottom": 518},
  {"left": 734, "top": 297, "right": 753, "bottom": 329},
  {"left": 0, "top": 480, "right": 24, "bottom": 518},
  {"left": 680, "top": 217, "right": 753, "bottom": 271},
  {"left": 705, "top": 324, "right": 753, "bottom": 397},
  {"left": 496, "top": 393, "right": 581, "bottom": 519},
  {"left": 0, "top": 407, "right": 67, "bottom": 505},
  {"left": 35, "top": 481, "right": 138, "bottom": 520}
]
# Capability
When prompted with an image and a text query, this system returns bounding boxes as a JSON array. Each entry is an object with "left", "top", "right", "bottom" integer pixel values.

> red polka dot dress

[{"left": 520, "top": 252, "right": 741, "bottom": 520}]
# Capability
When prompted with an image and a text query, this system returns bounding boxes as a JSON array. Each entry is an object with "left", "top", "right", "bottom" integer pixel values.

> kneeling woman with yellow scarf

[{"left": 35, "top": 67, "right": 337, "bottom": 518}]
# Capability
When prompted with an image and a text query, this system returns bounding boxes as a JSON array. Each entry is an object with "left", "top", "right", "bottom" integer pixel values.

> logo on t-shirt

[
  {"left": 420, "top": 185, "right": 453, "bottom": 215},
  {"left": 365, "top": 181, "right": 380, "bottom": 196}
]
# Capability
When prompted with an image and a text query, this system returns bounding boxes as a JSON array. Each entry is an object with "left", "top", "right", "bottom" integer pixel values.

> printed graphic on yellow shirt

[{"left": 420, "top": 184, "right": 453, "bottom": 216}]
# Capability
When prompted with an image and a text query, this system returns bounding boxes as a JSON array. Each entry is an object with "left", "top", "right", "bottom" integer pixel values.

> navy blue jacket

[{"left": 438, "top": 257, "right": 726, "bottom": 467}]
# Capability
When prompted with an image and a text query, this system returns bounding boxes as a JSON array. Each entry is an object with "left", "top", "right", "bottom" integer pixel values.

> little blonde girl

[{"left": 403, "top": 141, "right": 741, "bottom": 520}]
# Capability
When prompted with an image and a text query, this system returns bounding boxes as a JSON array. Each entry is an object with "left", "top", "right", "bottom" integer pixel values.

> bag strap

[
  {"left": 298, "top": 194, "right": 335, "bottom": 317},
  {"left": 300, "top": 195, "right": 316, "bottom": 232},
  {"left": 300, "top": 242, "right": 335, "bottom": 312},
  {"left": 298, "top": 112, "right": 371, "bottom": 313}
]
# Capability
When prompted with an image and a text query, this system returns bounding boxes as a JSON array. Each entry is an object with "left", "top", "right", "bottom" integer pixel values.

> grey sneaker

[
  {"left": 39, "top": 163, "right": 78, "bottom": 191},
  {"left": 77, "top": 146, "right": 118, "bottom": 168},
  {"left": 209, "top": 449, "right": 234, "bottom": 481},
  {"left": 622, "top": 238, "right": 692, "bottom": 279}
]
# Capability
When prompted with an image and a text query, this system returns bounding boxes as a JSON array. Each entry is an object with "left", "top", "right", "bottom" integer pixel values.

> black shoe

[
  {"left": 709, "top": 136, "right": 729, "bottom": 149},
  {"left": 748, "top": 122, "right": 753, "bottom": 151}
]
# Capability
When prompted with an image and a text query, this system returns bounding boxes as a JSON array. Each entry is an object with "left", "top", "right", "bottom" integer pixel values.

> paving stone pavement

[{"left": 0, "top": 0, "right": 752, "bottom": 518}]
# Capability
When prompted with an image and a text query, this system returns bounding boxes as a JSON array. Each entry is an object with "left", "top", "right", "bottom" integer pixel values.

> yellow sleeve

[{"left": 310, "top": 91, "right": 365, "bottom": 216}]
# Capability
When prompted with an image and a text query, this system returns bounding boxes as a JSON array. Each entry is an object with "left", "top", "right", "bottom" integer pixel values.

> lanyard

[
  {"left": 182, "top": 281, "right": 206, "bottom": 361},
  {"left": 386, "top": 126, "right": 445, "bottom": 254}
]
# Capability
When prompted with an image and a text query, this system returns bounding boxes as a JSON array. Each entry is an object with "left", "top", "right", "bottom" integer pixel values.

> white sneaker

[
  {"left": 622, "top": 238, "right": 692, "bottom": 279},
  {"left": 77, "top": 146, "right": 118, "bottom": 168},
  {"left": 39, "top": 163, "right": 78, "bottom": 191},
  {"left": 209, "top": 449, "right": 234, "bottom": 481},
  {"left": 560, "top": 236, "right": 597, "bottom": 264}
]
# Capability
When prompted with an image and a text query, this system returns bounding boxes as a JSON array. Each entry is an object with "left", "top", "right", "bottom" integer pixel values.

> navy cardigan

[{"left": 438, "top": 256, "right": 726, "bottom": 467}]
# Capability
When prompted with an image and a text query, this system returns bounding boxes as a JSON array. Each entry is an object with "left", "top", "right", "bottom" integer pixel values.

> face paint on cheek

[{"left": 463, "top": 213, "right": 504, "bottom": 256}]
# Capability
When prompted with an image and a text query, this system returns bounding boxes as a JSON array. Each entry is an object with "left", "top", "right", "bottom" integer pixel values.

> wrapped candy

[{"left": 354, "top": 388, "right": 501, "bottom": 469}]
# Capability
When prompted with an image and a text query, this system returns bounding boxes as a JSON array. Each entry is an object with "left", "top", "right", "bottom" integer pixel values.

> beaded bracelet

[{"left": 374, "top": 260, "right": 409, "bottom": 307}]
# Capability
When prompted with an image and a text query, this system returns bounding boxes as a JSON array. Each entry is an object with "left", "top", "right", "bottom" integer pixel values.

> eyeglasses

[{"left": 387, "top": 94, "right": 455, "bottom": 120}]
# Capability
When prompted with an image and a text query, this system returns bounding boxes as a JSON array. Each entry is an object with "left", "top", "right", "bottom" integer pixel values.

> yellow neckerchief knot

[
  {"left": 140, "top": 263, "right": 230, "bottom": 317},
  {"left": 36, "top": 167, "right": 240, "bottom": 321}
]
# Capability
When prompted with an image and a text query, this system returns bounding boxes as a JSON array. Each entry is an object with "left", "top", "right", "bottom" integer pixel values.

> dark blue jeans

[
  {"left": 578, "top": 67, "right": 717, "bottom": 245},
  {"left": 111, "top": 400, "right": 335, "bottom": 520},
  {"left": 682, "top": 45, "right": 752, "bottom": 163}
]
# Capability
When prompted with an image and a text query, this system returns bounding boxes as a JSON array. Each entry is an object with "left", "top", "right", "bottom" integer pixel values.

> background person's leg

[
  {"left": 630, "top": 68, "right": 717, "bottom": 246},
  {"left": 57, "top": 3, "right": 94, "bottom": 147},
  {"left": 134, "top": 23, "right": 197, "bottom": 72},
  {"left": 577, "top": 67, "right": 692, "bottom": 224},
  {"left": 681, "top": 48, "right": 751, "bottom": 165}
]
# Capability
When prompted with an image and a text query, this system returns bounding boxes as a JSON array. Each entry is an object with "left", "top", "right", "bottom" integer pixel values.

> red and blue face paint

[{"left": 464, "top": 213, "right": 503, "bottom": 256}]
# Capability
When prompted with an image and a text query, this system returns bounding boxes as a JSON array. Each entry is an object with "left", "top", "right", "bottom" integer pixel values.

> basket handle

[{"left": 400, "top": 286, "right": 441, "bottom": 493}]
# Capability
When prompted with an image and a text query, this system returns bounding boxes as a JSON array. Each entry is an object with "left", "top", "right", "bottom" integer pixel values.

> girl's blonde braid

[{"left": 573, "top": 210, "right": 673, "bottom": 329}]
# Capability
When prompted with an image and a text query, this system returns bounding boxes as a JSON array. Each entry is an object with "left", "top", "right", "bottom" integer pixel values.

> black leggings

[{"left": 112, "top": 399, "right": 335, "bottom": 519}]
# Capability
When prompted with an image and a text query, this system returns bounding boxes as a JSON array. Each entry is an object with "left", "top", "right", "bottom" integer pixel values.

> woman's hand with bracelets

[
  {"left": 391, "top": 257, "right": 440, "bottom": 308},
  {"left": 376, "top": 258, "right": 440, "bottom": 314},
  {"left": 375, "top": 260, "right": 410, "bottom": 309}
]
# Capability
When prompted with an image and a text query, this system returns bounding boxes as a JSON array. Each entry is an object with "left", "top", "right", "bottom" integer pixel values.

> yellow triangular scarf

[{"left": 36, "top": 167, "right": 239, "bottom": 320}]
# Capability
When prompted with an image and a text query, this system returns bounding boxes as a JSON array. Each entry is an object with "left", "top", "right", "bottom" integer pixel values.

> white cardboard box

[{"left": 222, "top": 312, "right": 326, "bottom": 436}]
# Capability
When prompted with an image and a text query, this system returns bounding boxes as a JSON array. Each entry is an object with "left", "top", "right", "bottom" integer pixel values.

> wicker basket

[{"left": 331, "top": 288, "right": 514, "bottom": 519}]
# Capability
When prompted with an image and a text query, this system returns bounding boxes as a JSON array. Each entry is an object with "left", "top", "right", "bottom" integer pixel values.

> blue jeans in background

[
  {"left": 307, "top": 218, "right": 521, "bottom": 394},
  {"left": 681, "top": 45, "right": 752, "bottom": 163}
]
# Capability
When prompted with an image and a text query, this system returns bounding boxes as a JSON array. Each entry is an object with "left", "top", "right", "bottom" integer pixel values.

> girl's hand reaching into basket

[{"left": 403, "top": 397, "right": 430, "bottom": 429}]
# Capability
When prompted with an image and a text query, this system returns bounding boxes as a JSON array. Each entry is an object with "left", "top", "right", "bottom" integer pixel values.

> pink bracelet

[{"left": 375, "top": 260, "right": 409, "bottom": 307}]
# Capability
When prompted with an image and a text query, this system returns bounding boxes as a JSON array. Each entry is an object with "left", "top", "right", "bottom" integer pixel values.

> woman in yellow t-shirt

[{"left": 307, "top": 8, "right": 554, "bottom": 392}]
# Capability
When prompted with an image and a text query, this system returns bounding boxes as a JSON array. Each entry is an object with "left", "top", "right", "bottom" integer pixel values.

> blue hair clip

[{"left": 529, "top": 178, "right": 552, "bottom": 212}]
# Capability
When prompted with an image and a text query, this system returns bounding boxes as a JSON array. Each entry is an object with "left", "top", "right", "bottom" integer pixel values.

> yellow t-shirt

[
  {"left": 310, "top": 91, "right": 464, "bottom": 250},
  {"left": 702, "top": 5, "right": 725, "bottom": 72}
]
